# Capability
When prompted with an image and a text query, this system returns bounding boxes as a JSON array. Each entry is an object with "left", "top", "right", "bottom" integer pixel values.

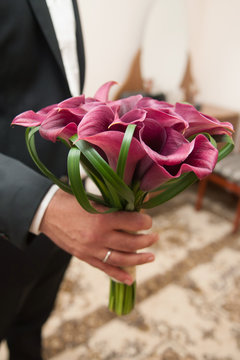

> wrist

[{"left": 29, "top": 184, "right": 60, "bottom": 235}]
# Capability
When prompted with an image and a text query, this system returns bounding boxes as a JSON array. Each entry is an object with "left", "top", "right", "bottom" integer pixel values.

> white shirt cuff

[{"left": 29, "top": 184, "right": 60, "bottom": 235}]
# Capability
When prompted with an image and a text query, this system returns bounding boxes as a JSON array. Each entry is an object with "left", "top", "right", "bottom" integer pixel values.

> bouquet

[{"left": 12, "top": 81, "right": 234, "bottom": 315}]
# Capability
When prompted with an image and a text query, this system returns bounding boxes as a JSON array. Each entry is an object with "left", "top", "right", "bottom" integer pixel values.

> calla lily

[
  {"left": 138, "top": 97, "right": 174, "bottom": 110},
  {"left": 77, "top": 105, "right": 146, "bottom": 184},
  {"left": 39, "top": 108, "right": 83, "bottom": 142},
  {"left": 11, "top": 110, "right": 45, "bottom": 127},
  {"left": 77, "top": 105, "right": 115, "bottom": 137},
  {"left": 109, "top": 94, "right": 143, "bottom": 116},
  {"left": 139, "top": 121, "right": 192, "bottom": 165},
  {"left": 175, "top": 102, "right": 234, "bottom": 137},
  {"left": 94, "top": 81, "right": 117, "bottom": 102},
  {"left": 136, "top": 117, "right": 218, "bottom": 190},
  {"left": 144, "top": 108, "right": 188, "bottom": 133},
  {"left": 140, "top": 134, "right": 218, "bottom": 191},
  {"left": 109, "top": 108, "right": 147, "bottom": 139},
  {"left": 117, "top": 108, "right": 147, "bottom": 125},
  {"left": 58, "top": 95, "right": 85, "bottom": 108},
  {"left": 12, "top": 103, "right": 61, "bottom": 128}
]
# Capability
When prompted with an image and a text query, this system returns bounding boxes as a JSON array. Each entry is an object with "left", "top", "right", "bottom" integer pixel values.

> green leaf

[
  {"left": 105, "top": 180, "right": 124, "bottom": 208},
  {"left": 81, "top": 158, "right": 113, "bottom": 205},
  {"left": 85, "top": 192, "right": 107, "bottom": 206},
  {"left": 142, "top": 172, "right": 198, "bottom": 209},
  {"left": 58, "top": 137, "right": 71, "bottom": 148},
  {"left": 116, "top": 124, "right": 136, "bottom": 179},
  {"left": 67, "top": 146, "right": 118, "bottom": 214},
  {"left": 203, "top": 133, "right": 217, "bottom": 148},
  {"left": 74, "top": 139, "right": 135, "bottom": 207},
  {"left": 217, "top": 134, "right": 234, "bottom": 162},
  {"left": 25, "top": 127, "right": 72, "bottom": 194},
  {"left": 134, "top": 189, "right": 148, "bottom": 211},
  {"left": 80, "top": 153, "right": 126, "bottom": 207},
  {"left": 188, "top": 132, "right": 217, "bottom": 148}
]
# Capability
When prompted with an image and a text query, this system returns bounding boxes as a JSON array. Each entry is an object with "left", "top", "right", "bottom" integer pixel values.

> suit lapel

[
  {"left": 27, "top": 0, "right": 66, "bottom": 78},
  {"left": 27, "top": 0, "right": 85, "bottom": 94},
  {"left": 72, "top": 0, "right": 85, "bottom": 93}
]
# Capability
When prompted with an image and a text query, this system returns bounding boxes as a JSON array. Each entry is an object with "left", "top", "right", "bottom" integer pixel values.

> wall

[
  {"left": 78, "top": 0, "right": 240, "bottom": 115},
  {"left": 187, "top": 0, "right": 240, "bottom": 112},
  {"left": 78, "top": 0, "right": 154, "bottom": 98}
]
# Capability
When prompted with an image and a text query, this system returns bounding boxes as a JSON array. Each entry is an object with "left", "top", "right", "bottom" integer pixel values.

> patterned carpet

[{"left": 1, "top": 185, "right": 240, "bottom": 359}]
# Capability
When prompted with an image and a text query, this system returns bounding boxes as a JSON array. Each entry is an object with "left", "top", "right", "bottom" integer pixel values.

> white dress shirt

[
  {"left": 46, "top": 0, "right": 80, "bottom": 96},
  {"left": 30, "top": 0, "right": 80, "bottom": 235}
]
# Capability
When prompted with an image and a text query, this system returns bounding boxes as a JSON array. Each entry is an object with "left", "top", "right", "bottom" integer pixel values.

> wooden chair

[{"left": 196, "top": 152, "right": 240, "bottom": 233}]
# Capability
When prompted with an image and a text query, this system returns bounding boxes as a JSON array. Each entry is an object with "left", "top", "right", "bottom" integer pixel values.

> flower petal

[
  {"left": 144, "top": 108, "right": 188, "bottom": 132},
  {"left": 139, "top": 121, "right": 192, "bottom": 165},
  {"left": 140, "top": 163, "right": 175, "bottom": 191},
  {"left": 175, "top": 102, "right": 234, "bottom": 137},
  {"left": 176, "top": 134, "right": 218, "bottom": 178},
  {"left": 77, "top": 105, "right": 115, "bottom": 138},
  {"left": 109, "top": 109, "right": 147, "bottom": 139},
  {"left": 38, "top": 104, "right": 57, "bottom": 115},
  {"left": 138, "top": 97, "right": 174, "bottom": 110},
  {"left": 110, "top": 108, "right": 146, "bottom": 129},
  {"left": 140, "top": 134, "right": 218, "bottom": 191},
  {"left": 11, "top": 110, "right": 44, "bottom": 127},
  {"left": 109, "top": 95, "right": 143, "bottom": 116},
  {"left": 94, "top": 81, "right": 117, "bottom": 102},
  {"left": 40, "top": 108, "right": 80, "bottom": 142},
  {"left": 120, "top": 109, "right": 147, "bottom": 124},
  {"left": 58, "top": 95, "right": 85, "bottom": 108},
  {"left": 139, "top": 119, "right": 167, "bottom": 159},
  {"left": 81, "top": 100, "right": 105, "bottom": 112}
]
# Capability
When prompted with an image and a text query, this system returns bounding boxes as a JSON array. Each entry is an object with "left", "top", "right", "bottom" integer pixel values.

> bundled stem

[{"left": 109, "top": 280, "right": 136, "bottom": 315}]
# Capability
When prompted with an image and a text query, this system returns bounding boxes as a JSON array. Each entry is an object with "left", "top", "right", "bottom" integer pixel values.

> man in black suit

[{"left": 0, "top": 1, "right": 157, "bottom": 359}]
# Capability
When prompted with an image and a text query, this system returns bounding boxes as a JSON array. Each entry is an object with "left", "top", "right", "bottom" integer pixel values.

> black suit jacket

[{"left": 0, "top": 0, "right": 85, "bottom": 249}]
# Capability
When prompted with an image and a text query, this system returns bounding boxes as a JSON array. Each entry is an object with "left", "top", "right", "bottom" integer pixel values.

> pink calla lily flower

[
  {"left": 39, "top": 108, "right": 82, "bottom": 142},
  {"left": 139, "top": 133, "right": 218, "bottom": 191},
  {"left": 137, "top": 97, "right": 174, "bottom": 110},
  {"left": 58, "top": 95, "right": 85, "bottom": 109},
  {"left": 109, "top": 108, "right": 147, "bottom": 139},
  {"left": 11, "top": 110, "right": 45, "bottom": 127},
  {"left": 77, "top": 105, "right": 146, "bottom": 184},
  {"left": 139, "top": 120, "right": 192, "bottom": 166},
  {"left": 109, "top": 95, "right": 143, "bottom": 117},
  {"left": 94, "top": 81, "right": 117, "bottom": 102},
  {"left": 77, "top": 105, "right": 115, "bottom": 137},
  {"left": 174, "top": 102, "right": 234, "bottom": 137}
]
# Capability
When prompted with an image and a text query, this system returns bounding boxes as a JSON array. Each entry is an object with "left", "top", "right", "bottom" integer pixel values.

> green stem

[{"left": 109, "top": 280, "right": 136, "bottom": 315}]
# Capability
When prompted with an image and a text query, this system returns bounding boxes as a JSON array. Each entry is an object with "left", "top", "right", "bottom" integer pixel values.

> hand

[{"left": 40, "top": 189, "right": 158, "bottom": 285}]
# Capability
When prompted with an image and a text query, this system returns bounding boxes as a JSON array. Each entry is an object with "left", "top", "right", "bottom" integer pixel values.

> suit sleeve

[{"left": 0, "top": 153, "right": 52, "bottom": 249}]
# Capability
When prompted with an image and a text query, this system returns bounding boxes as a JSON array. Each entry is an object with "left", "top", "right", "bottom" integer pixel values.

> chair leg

[
  {"left": 232, "top": 196, "right": 240, "bottom": 233},
  {"left": 195, "top": 178, "right": 208, "bottom": 211}
]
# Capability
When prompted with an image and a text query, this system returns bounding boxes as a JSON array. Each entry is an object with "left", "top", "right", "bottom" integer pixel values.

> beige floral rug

[{"left": 1, "top": 186, "right": 240, "bottom": 359}]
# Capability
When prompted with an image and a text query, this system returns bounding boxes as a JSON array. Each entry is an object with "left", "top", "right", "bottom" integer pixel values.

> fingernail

[
  {"left": 124, "top": 278, "right": 133, "bottom": 286},
  {"left": 147, "top": 254, "right": 155, "bottom": 262}
]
